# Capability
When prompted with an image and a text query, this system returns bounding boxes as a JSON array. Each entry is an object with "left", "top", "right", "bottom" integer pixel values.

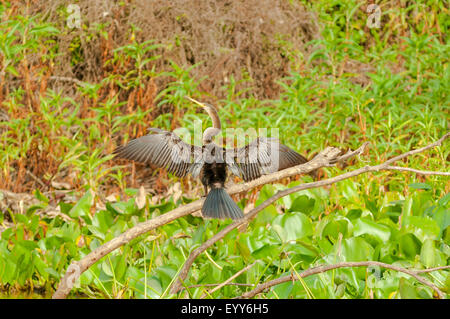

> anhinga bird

[{"left": 113, "top": 97, "right": 308, "bottom": 220}]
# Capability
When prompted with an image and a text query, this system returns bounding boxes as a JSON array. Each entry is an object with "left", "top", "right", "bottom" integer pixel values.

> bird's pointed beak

[{"left": 185, "top": 96, "right": 207, "bottom": 109}]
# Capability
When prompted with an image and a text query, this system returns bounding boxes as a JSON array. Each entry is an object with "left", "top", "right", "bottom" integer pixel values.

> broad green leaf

[
  {"left": 251, "top": 244, "right": 280, "bottom": 259},
  {"left": 339, "top": 179, "right": 359, "bottom": 201},
  {"left": 431, "top": 207, "right": 450, "bottom": 237},
  {"left": 272, "top": 280, "right": 293, "bottom": 299},
  {"left": 337, "top": 237, "right": 374, "bottom": 261},
  {"left": 399, "top": 278, "right": 419, "bottom": 299},
  {"left": 398, "top": 233, "right": 422, "bottom": 258},
  {"left": 101, "top": 260, "right": 113, "bottom": 277},
  {"left": 80, "top": 269, "right": 94, "bottom": 285},
  {"left": 402, "top": 196, "right": 413, "bottom": 225},
  {"left": 272, "top": 212, "right": 313, "bottom": 242},
  {"left": 353, "top": 218, "right": 391, "bottom": 242},
  {"left": 68, "top": 190, "right": 94, "bottom": 218},
  {"left": 420, "top": 239, "right": 436, "bottom": 268},
  {"left": 289, "top": 195, "right": 315, "bottom": 214},
  {"left": 403, "top": 216, "right": 440, "bottom": 239},
  {"left": 320, "top": 217, "right": 349, "bottom": 242},
  {"left": 254, "top": 204, "right": 278, "bottom": 226},
  {"left": 346, "top": 209, "right": 362, "bottom": 220}
]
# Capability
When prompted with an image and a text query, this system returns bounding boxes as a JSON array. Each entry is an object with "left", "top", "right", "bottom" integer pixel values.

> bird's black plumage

[
  {"left": 198, "top": 161, "right": 242, "bottom": 219},
  {"left": 113, "top": 98, "right": 310, "bottom": 220}
]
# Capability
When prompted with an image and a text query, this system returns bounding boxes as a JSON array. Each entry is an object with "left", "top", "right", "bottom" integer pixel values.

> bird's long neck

[
  {"left": 203, "top": 127, "right": 221, "bottom": 145},
  {"left": 205, "top": 106, "right": 221, "bottom": 130}
]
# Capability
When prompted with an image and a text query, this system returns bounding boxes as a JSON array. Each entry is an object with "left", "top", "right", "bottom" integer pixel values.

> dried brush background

[{"left": 27, "top": 0, "right": 318, "bottom": 99}]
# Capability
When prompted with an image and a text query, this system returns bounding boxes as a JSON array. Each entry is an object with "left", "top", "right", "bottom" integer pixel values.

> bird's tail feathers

[{"left": 202, "top": 188, "right": 243, "bottom": 220}]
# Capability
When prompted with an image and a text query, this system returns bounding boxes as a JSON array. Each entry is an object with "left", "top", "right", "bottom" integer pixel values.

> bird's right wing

[
  {"left": 113, "top": 128, "right": 202, "bottom": 178},
  {"left": 230, "top": 137, "right": 308, "bottom": 181}
]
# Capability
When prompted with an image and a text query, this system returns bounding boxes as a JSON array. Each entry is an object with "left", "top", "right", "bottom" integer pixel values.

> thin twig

[
  {"left": 26, "top": 169, "right": 47, "bottom": 188},
  {"left": 384, "top": 166, "right": 449, "bottom": 176},
  {"left": 415, "top": 265, "right": 450, "bottom": 273},
  {"left": 184, "top": 283, "right": 255, "bottom": 290},
  {"left": 49, "top": 76, "right": 85, "bottom": 87},
  {"left": 334, "top": 141, "right": 370, "bottom": 163},
  {"left": 237, "top": 261, "right": 448, "bottom": 299}
]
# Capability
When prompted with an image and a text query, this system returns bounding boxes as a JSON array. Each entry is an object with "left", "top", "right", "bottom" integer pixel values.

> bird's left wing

[{"left": 113, "top": 128, "right": 202, "bottom": 178}]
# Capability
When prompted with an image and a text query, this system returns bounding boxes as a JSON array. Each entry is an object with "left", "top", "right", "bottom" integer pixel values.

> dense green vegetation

[{"left": 0, "top": 1, "right": 448, "bottom": 298}]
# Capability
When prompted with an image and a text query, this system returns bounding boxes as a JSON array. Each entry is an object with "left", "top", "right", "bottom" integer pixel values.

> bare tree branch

[
  {"left": 237, "top": 261, "right": 449, "bottom": 299},
  {"left": 185, "top": 283, "right": 254, "bottom": 289},
  {"left": 384, "top": 166, "right": 449, "bottom": 176},
  {"left": 49, "top": 76, "right": 85, "bottom": 86},
  {"left": 415, "top": 265, "right": 450, "bottom": 273}
]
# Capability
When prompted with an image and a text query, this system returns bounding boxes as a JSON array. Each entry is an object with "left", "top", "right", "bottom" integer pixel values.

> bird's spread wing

[
  {"left": 113, "top": 128, "right": 202, "bottom": 178},
  {"left": 230, "top": 137, "right": 308, "bottom": 182}
]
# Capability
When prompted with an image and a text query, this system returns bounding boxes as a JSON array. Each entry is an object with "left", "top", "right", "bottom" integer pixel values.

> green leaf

[
  {"left": 272, "top": 280, "right": 293, "bottom": 299},
  {"left": 30, "top": 24, "right": 60, "bottom": 35},
  {"left": 272, "top": 212, "right": 313, "bottom": 242},
  {"left": 438, "top": 193, "right": 450, "bottom": 207},
  {"left": 431, "top": 207, "right": 450, "bottom": 237},
  {"left": 155, "top": 265, "right": 177, "bottom": 289},
  {"left": 320, "top": 217, "right": 349, "bottom": 242},
  {"left": 353, "top": 218, "right": 391, "bottom": 242},
  {"left": 340, "top": 179, "right": 359, "bottom": 201},
  {"left": 346, "top": 209, "right": 362, "bottom": 220},
  {"left": 251, "top": 244, "right": 280, "bottom": 259},
  {"left": 34, "top": 189, "right": 49, "bottom": 203},
  {"left": 338, "top": 237, "right": 374, "bottom": 261},
  {"left": 398, "top": 233, "right": 422, "bottom": 258},
  {"left": 59, "top": 202, "right": 74, "bottom": 215},
  {"left": 408, "top": 183, "right": 432, "bottom": 191},
  {"left": 101, "top": 260, "right": 113, "bottom": 277},
  {"left": 420, "top": 238, "right": 436, "bottom": 268},
  {"left": 254, "top": 204, "right": 278, "bottom": 226},
  {"left": 257, "top": 184, "right": 276, "bottom": 202},
  {"left": 87, "top": 225, "right": 106, "bottom": 240},
  {"left": 403, "top": 216, "right": 440, "bottom": 239},
  {"left": 68, "top": 190, "right": 94, "bottom": 218},
  {"left": 399, "top": 278, "right": 419, "bottom": 299},
  {"left": 445, "top": 273, "right": 450, "bottom": 292},
  {"left": 289, "top": 195, "right": 315, "bottom": 214},
  {"left": 402, "top": 196, "right": 413, "bottom": 225},
  {"left": 109, "top": 199, "right": 138, "bottom": 215}
]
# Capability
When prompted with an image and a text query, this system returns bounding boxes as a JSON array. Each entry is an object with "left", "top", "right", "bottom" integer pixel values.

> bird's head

[{"left": 185, "top": 96, "right": 221, "bottom": 130}]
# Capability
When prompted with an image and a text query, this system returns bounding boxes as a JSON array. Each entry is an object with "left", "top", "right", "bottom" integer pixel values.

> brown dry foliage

[{"left": 29, "top": 0, "right": 319, "bottom": 99}]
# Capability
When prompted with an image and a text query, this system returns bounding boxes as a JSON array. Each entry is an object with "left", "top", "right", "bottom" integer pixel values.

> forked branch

[
  {"left": 168, "top": 132, "right": 449, "bottom": 294},
  {"left": 52, "top": 133, "right": 449, "bottom": 299}
]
